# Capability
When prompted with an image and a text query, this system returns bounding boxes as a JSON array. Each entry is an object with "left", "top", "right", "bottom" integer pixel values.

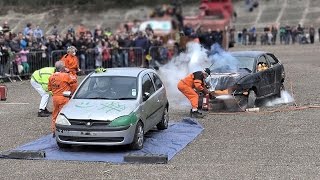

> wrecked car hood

[{"left": 206, "top": 72, "right": 250, "bottom": 91}]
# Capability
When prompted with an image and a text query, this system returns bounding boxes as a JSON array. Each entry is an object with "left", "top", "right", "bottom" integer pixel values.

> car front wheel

[
  {"left": 157, "top": 107, "right": 169, "bottom": 130},
  {"left": 129, "top": 121, "right": 144, "bottom": 150},
  {"left": 247, "top": 90, "right": 256, "bottom": 108}
]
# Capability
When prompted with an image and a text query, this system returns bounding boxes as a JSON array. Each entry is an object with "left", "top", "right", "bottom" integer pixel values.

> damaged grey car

[{"left": 206, "top": 51, "right": 285, "bottom": 110}]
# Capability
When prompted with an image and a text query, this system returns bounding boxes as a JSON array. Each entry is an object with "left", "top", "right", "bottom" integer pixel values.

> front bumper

[{"left": 55, "top": 123, "right": 136, "bottom": 146}]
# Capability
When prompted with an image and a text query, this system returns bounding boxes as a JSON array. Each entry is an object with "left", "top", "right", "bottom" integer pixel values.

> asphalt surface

[{"left": 1, "top": 44, "right": 320, "bottom": 180}]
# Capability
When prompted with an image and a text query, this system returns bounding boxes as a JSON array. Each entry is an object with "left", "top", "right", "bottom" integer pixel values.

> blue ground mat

[{"left": 3, "top": 118, "right": 203, "bottom": 163}]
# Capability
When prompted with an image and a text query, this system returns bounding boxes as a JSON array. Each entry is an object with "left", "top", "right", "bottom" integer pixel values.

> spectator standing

[
  {"left": 284, "top": 24, "right": 291, "bottom": 44},
  {"left": 94, "top": 40, "right": 103, "bottom": 68},
  {"left": 242, "top": 27, "right": 248, "bottom": 45},
  {"left": 318, "top": 27, "right": 320, "bottom": 42},
  {"left": 0, "top": 34, "right": 10, "bottom": 77},
  {"left": 271, "top": 25, "right": 278, "bottom": 45},
  {"left": 33, "top": 25, "right": 44, "bottom": 43},
  {"left": 2, "top": 21, "right": 10, "bottom": 33},
  {"left": 23, "top": 23, "right": 32, "bottom": 36},
  {"left": 309, "top": 25, "right": 315, "bottom": 44},
  {"left": 296, "top": 24, "right": 304, "bottom": 44},
  {"left": 133, "top": 31, "right": 149, "bottom": 67},
  {"left": 19, "top": 49, "right": 30, "bottom": 75},
  {"left": 77, "top": 24, "right": 87, "bottom": 38},
  {"left": 279, "top": 26, "right": 285, "bottom": 44},
  {"left": 51, "top": 25, "right": 59, "bottom": 37}
]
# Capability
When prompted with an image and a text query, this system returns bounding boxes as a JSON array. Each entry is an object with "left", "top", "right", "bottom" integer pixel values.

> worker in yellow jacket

[{"left": 30, "top": 67, "right": 55, "bottom": 117}]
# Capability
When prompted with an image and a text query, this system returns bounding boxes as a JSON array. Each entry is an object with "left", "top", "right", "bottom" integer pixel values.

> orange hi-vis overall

[
  {"left": 60, "top": 54, "right": 79, "bottom": 92},
  {"left": 177, "top": 71, "right": 206, "bottom": 109},
  {"left": 48, "top": 72, "right": 76, "bottom": 133}
]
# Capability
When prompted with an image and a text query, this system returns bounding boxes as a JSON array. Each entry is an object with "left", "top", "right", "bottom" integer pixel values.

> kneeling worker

[
  {"left": 48, "top": 61, "right": 77, "bottom": 136},
  {"left": 177, "top": 68, "right": 211, "bottom": 118}
]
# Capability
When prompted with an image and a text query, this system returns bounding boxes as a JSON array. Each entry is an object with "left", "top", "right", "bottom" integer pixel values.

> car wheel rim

[
  {"left": 137, "top": 125, "right": 144, "bottom": 147},
  {"left": 164, "top": 109, "right": 169, "bottom": 127}
]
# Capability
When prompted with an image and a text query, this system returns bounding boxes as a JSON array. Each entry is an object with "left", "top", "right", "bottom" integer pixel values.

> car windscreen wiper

[
  {"left": 115, "top": 97, "right": 136, "bottom": 100},
  {"left": 86, "top": 97, "right": 114, "bottom": 100}
]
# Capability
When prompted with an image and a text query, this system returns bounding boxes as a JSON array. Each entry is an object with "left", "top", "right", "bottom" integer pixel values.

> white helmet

[{"left": 67, "top": 46, "right": 77, "bottom": 52}]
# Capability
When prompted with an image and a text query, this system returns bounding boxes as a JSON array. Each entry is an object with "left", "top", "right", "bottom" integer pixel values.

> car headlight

[
  {"left": 109, "top": 112, "right": 137, "bottom": 127},
  {"left": 56, "top": 114, "right": 71, "bottom": 126}
]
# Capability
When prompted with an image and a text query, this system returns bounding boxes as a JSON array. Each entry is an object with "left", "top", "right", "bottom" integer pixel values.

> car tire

[
  {"left": 247, "top": 90, "right": 256, "bottom": 108},
  {"left": 129, "top": 121, "right": 144, "bottom": 150},
  {"left": 57, "top": 141, "right": 71, "bottom": 149},
  {"left": 157, "top": 107, "right": 169, "bottom": 130},
  {"left": 276, "top": 84, "right": 285, "bottom": 98}
]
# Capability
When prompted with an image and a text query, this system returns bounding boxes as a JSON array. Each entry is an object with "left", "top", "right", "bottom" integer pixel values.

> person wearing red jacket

[
  {"left": 60, "top": 46, "right": 79, "bottom": 92},
  {"left": 48, "top": 61, "right": 76, "bottom": 136},
  {"left": 177, "top": 68, "right": 211, "bottom": 118}
]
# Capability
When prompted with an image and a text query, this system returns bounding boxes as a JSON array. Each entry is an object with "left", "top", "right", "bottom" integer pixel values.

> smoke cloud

[{"left": 157, "top": 42, "right": 210, "bottom": 108}]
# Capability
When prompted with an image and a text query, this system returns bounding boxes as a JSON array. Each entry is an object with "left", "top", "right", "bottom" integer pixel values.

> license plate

[{"left": 80, "top": 132, "right": 96, "bottom": 136}]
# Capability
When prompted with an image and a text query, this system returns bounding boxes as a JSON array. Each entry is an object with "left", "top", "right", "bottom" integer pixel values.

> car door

[
  {"left": 266, "top": 53, "right": 282, "bottom": 94},
  {"left": 140, "top": 73, "right": 158, "bottom": 131},
  {"left": 255, "top": 55, "right": 274, "bottom": 96},
  {"left": 150, "top": 72, "right": 166, "bottom": 123}
]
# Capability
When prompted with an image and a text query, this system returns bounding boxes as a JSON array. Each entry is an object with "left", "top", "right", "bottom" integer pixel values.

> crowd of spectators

[
  {"left": 0, "top": 17, "right": 320, "bottom": 78},
  {"left": 0, "top": 21, "right": 171, "bottom": 77},
  {"left": 234, "top": 23, "right": 320, "bottom": 46}
]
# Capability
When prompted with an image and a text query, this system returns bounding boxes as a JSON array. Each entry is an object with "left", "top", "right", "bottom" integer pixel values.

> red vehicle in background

[{"left": 184, "top": 0, "right": 234, "bottom": 49}]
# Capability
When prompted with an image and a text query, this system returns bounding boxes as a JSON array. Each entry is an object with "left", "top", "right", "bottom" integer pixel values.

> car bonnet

[{"left": 60, "top": 99, "right": 139, "bottom": 121}]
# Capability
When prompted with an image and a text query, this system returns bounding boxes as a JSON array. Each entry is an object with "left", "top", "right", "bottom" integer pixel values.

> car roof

[
  {"left": 230, "top": 51, "right": 267, "bottom": 58},
  {"left": 90, "top": 67, "right": 151, "bottom": 77}
]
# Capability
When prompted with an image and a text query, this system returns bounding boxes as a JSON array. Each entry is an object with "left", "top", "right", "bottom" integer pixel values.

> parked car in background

[
  {"left": 206, "top": 51, "right": 285, "bottom": 110},
  {"left": 55, "top": 68, "right": 169, "bottom": 150}
]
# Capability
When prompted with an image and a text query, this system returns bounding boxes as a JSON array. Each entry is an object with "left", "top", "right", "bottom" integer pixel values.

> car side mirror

[
  {"left": 143, "top": 92, "right": 150, "bottom": 101},
  {"left": 63, "top": 91, "right": 72, "bottom": 97}
]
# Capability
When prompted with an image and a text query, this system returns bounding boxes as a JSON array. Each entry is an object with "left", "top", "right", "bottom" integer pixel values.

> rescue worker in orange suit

[
  {"left": 177, "top": 68, "right": 211, "bottom": 118},
  {"left": 60, "top": 46, "right": 79, "bottom": 92},
  {"left": 48, "top": 61, "right": 76, "bottom": 137}
]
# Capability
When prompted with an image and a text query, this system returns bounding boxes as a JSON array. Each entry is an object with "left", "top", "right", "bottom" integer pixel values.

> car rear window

[{"left": 74, "top": 76, "right": 137, "bottom": 100}]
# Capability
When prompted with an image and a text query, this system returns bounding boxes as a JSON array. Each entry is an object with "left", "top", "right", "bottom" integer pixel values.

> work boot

[
  {"left": 44, "top": 108, "right": 52, "bottom": 114},
  {"left": 38, "top": 110, "right": 50, "bottom": 117},
  {"left": 190, "top": 110, "right": 205, "bottom": 118}
]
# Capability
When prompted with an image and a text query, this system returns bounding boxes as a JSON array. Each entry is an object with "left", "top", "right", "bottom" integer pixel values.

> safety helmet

[
  {"left": 204, "top": 68, "right": 211, "bottom": 75},
  {"left": 67, "top": 46, "right": 77, "bottom": 52}
]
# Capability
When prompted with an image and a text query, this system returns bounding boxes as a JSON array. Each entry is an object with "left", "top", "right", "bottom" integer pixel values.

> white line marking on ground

[{"left": 0, "top": 103, "right": 30, "bottom": 105}]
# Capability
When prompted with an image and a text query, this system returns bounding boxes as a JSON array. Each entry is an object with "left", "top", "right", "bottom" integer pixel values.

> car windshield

[
  {"left": 229, "top": 56, "right": 255, "bottom": 73},
  {"left": 74, "top": 76, "right": 137, "bottom": 100},
  {"left": 209, "top": 55, "right": 255, "bottom": 74}
]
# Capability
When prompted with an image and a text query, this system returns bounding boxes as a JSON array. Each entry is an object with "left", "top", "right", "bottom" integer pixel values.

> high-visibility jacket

[
  {"left": 31, "top": 67, "right": 55, "bottom": 92},
  {"left": 48, "top": 72, "right": 76, "bottom": 96},
  {"left": 60, "top": 54, "right": 79, "bottom": 75},
  {"left": 180, "top": 71, "right": 206, "bottom": 92}
]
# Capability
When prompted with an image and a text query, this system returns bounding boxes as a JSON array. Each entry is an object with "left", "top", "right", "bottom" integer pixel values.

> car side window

[
  {"left": 150, "top": 73, "right": 163, "bottom": 90},
  {"left": 142, "top": 74, "right": 156, "bottom": 95},
  {"left": 256, "top": 55, "right": 269, "bottom": 72},
  {"left": 266, "top": 54, "right": 278, "bottom": 66}
]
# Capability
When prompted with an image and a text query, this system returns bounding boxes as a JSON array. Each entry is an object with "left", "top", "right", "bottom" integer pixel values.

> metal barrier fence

[
  {"left": 0, "top": 46, "right": 148, "bottom": 82},
  {"left": 148, "top": 45, "right": 176, "bottom": 67}
]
